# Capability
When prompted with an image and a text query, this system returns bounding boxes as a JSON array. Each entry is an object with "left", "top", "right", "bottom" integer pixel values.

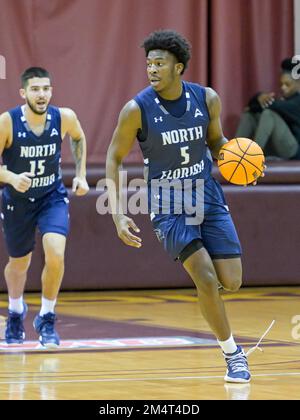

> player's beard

[{"left": 26, "top": 98, "right": 49, "bottom": 115}]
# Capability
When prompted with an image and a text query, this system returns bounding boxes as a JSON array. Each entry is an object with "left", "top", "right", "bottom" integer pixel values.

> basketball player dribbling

[
  {"left": 106, "top": 30, "right": 256, "bottom": 382},
  {"left": 0, "top": 67, "right": 89, "bottom": 348}
]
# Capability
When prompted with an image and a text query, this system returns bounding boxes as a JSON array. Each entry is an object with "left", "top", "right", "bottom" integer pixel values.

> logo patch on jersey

[
  {"left": 50, "top": 128, "right": 59, "bottom": 137},
  {"left": 154, "top": 116, "right": 163, "bottom": 123},
  {"left": 7, "top": 205, "right": 14, "bottom": 211},
  {"left": 194, "top": 108, "right": 203, "bottom": 118},
  {"left": 18, "top": 132, "right": 27, "bottom": 138}
]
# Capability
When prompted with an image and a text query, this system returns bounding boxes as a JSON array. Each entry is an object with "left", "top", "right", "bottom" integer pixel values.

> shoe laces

[
  {"left": 7, "top": 313, "right": 24, "bottom": 337},
  {"left": 40, "top": 313, "right": 57, "bottom": 335},
  {"left": 245, "top": 320, "right": 275, "bottom": 357},
  {"left": 226, "top": 349, "right": 249, "bottom": 373}
]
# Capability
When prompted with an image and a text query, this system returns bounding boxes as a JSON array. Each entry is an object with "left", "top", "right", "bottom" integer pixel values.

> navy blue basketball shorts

[
  {"left": 1, "top": 188, "right": 70, "bottom": 258},
  {"left": 150, "top": 177, "right": 242, "bottom": 263}
]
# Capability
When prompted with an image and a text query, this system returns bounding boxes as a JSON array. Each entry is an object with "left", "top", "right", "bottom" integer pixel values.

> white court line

[{"left": 1, "top": 371, "right": 300, "bottom": 385}]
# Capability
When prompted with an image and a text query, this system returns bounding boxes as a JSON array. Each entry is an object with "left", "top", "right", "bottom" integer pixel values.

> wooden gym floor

[{"left": 0, "top": 286, "right": 300, "bottom": 400}]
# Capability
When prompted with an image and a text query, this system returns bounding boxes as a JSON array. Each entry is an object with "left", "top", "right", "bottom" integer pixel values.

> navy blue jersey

[
  {"left": 134, "top": 82, "right": 241, "bottom": 261},
  {"left": 134, "top": 81, "right": 212, "bottom": 183},
  {"left": 2, "top": 105, "right": 64, "bottom": 199}
]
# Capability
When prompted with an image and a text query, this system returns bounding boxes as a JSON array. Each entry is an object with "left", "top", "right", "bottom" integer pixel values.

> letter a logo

[
  {"left": 194, "top": 108, "right": 203, "bottom": 118},
  {"left": 50, "top": 128, "right": 59, "bottom": 137}
]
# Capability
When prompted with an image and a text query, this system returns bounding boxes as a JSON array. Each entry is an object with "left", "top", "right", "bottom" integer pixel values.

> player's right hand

[
  {"left": 114, "top": 214, "right": 142, "bottom": 248},
  {"left": 245, "top": 164, "right": 267, "bottom": 187},
  {"left": 11, "top": 172, "right": 33, "bottom": 193}
]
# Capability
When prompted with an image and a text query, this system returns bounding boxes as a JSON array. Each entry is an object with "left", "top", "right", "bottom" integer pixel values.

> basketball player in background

[
  {"left": 106, "top": 30, "right": 253, "bottom": 383},
  {"left": 0, "top": 67, "right": 89, "bottom": 348}
]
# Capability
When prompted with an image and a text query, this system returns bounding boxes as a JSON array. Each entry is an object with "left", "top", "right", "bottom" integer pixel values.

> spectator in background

[{"left": 236, "top": 58, "right": 300, "bottom": 160}]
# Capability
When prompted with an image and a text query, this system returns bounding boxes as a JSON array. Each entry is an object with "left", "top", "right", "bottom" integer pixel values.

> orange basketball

[{"left": 217, "top": 138, "right": 265, "bottom": 185}]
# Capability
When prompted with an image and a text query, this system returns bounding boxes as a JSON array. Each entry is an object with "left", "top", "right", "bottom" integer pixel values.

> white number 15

[{"left": 29, "top": 160, "right": 46, "bottom": 176}]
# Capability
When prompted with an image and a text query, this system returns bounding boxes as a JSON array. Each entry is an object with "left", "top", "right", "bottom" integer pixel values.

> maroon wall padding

[
  {"left": 1, "top": 166, "right": 300, "bottom": 292},
  {"left": 0, "top": 0, "right": 294, "bottom": 163}
]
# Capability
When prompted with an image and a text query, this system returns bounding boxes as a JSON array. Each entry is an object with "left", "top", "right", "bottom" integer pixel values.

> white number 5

[{"left": 180, "top": 146, "right": 190, "bottom": 165}]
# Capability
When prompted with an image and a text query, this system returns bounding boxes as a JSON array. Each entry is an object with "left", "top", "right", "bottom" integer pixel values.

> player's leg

[
  {"left": 1, "top": 195, "right": 36, "bottom": 344},
  {"left": 181, "top": 246, "right": 250, "bottom": 383},
  {"left": 182, "top": 245, "right": 232, "bottom": 341},
  {"left": 2, "top": 198, "right": 35, "bottom": 303},
  {"left": 41, "top": 232, "right": 66, "bottom": 301},
  {"left": 33, "top": 233, "right": 66, "bottom": 348},
  {"left": 4, "top": 253, "right": 31, "bottom": 344},
  {"left": 153, "top": 213, "right": 232, "bottom": 339},
  {"left": 33, "top": 189, "right": 69, "bottom": 348},
  {"left": 5, "top": 253, "right": 32, "bottom": 300},
  {"left": 211, "top": 258, "right": 251, "bottom": 384},
  {"left": 199, "top": 181, "right": 250, "bottom": 382}
]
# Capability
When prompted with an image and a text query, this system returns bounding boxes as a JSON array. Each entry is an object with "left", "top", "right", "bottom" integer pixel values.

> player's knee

[
  {"left": 6, "top": 254, "right": 31, "bottom": 274},
  {"left": 224, "top": 276, "right": 242, "bottom": 292},
  {"left": 195, "top": 270, "right": 219, "bottom": 296},
  {"left": 45, "top": 247, "right": 65, "bottom": 268}
]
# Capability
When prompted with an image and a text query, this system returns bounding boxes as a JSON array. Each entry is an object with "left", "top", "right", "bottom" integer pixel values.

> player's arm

[
  {"left": 0, "top": 112, "right": 32, "bottom": 192},
  {"left": 205, "top": 87, "right": 228, "bottom": 159},
  {"left": 106, "top": 100, "right": 142, "bottom": 248},
  {"left": 60, "top": 108, "right": 89, "bottom": 196}
]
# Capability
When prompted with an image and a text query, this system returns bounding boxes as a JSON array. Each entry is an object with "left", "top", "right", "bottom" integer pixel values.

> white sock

[
  {"left": 39, "top": 297, "right": 56, "bottom": 316},
  {"left": 9, "top": 297, "right": 24, "bottom": 314},
  {"left": 218, "top": 334, "right": 238, "bottom": 354}
]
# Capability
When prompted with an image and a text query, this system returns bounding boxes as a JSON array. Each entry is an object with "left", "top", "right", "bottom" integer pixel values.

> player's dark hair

[
  {"left": 21, "top": 67, "right": 50, "bottom": 87},
  {"left": 141, "top": 30, "right": 191, "bottom": 74}
]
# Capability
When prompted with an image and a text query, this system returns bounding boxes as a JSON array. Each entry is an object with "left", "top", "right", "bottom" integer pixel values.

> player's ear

[
  {"left": 19, "top": 88, "right": 26, "bottom": 99},
  {"left": 175, "top": 63, "right": 184, "bottom": 75}
]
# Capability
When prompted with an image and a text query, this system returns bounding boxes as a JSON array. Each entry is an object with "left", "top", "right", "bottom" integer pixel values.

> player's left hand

[{"left": 72, "top": 176, "right": 90, "bottom": 196}]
